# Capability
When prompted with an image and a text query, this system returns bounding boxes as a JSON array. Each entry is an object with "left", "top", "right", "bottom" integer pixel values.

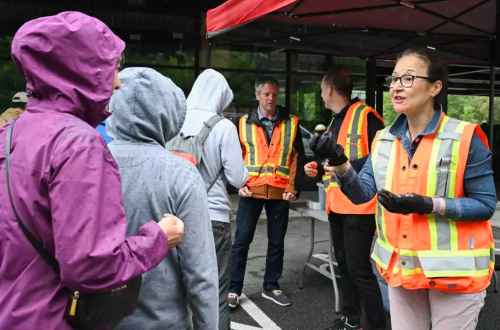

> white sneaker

[{"left": 228, "top": 293, "right": 239, "bottom": 309}]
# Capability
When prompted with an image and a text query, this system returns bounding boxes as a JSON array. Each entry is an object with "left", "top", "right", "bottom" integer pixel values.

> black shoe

[{"left": 324, "top": 316, "right": 361, "bottom": 330}]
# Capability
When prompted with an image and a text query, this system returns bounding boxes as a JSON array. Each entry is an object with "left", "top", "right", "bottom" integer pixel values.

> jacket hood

[
  {"left": 107, "top": 67, "right": 187, "bottom": 145},
  {"left": 11, "top": 11, "right": 125, "bottom": 127},
  {"left": 186, "top": 69, "right": 233, "bottom": 114}
]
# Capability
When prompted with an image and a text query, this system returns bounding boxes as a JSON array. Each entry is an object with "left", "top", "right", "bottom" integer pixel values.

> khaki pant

[{"left": 389, "top": 286, "right": 486, "bottom": 330}]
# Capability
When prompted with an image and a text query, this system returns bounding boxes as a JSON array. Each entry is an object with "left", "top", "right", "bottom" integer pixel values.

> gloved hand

[
  {"left": 309, "top": 124, "right": 326, "bottom": 153},
  {"left": 314, "top": 131, "right": 348, "bottom": 166},
  {"left": 377, "top": 189, "right": 434, "bottom": 215}
]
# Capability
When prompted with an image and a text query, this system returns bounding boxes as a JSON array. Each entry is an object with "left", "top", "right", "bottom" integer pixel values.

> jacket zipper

[{"left": 69, "top": 291, "right": 79, "bottom": 316}]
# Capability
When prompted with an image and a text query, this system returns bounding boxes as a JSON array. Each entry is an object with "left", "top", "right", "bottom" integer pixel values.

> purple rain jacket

[{"left": 0, "top": 12, "right": 169, "bottom": 330}]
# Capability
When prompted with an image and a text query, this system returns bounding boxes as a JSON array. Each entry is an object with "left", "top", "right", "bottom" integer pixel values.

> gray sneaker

[
  {"left": 261, "top": 290, "right": 291, "bottom": 306},
  {"left": 228, "top": 292, "right": 239, "bottom": 309}
]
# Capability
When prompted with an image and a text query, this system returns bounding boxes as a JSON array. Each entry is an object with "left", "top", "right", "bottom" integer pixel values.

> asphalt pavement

[{"left": 228, "top": 215, "right": 500, "bottom": 330}]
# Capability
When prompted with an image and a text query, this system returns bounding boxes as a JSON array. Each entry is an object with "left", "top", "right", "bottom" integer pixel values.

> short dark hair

[
  {"left": 322, "top": 67, "right": 353, "bottom": 98},
  {"left": 11, "top": 101, "right": 26, "bottom": 109},
  {"left": 255, "top": 76, "right": 279, "bottom": 92},
  {"left": 396, "top": 47, "right": 448, "bottom": 98}
]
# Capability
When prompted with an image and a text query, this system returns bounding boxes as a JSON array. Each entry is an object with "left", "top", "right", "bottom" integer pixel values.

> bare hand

[
  {"left": 323, "top": 164, "right": 335, "bottom": 176},
  {"left": 283, "top": 192, "right": 297, "bottom": 202},
  {"left": 158, "top": 214, "right": 184, "bottom": 249},
  {"left": 304, "top": 162, "right": 318, "bottom": 178},
  {"left": 238, "top": 186, "right": 253, "bottom": 198}
]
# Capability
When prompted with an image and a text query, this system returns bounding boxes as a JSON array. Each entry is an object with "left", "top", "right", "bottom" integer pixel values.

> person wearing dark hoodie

[
  {"left": 0, "top": 12, "right": 184, "bottom": 330},
  {"left": 179, "top": 69, "right": 248, "bottom": 330},
  {"left": 107, "top": 67, "right": 219, "bottom": 330}
]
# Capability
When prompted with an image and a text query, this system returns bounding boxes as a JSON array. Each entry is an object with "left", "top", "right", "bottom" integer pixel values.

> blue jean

[{"left": 229, "top": 197, "right": 290, "bottom": 295}]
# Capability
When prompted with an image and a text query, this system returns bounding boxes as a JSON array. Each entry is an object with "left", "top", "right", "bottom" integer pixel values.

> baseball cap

[{"left": 12, "top": 92, "right": 28, "bottom": 104}]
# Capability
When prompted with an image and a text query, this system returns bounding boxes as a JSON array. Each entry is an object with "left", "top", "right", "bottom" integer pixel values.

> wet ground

[{"left": 228, "top": 212, "right": 500, "bottom": 330}]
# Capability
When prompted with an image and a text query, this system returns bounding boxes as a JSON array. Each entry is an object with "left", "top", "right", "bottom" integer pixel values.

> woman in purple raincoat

[{"left": 0, "top": 12, "right": 184, "bottom": 330}]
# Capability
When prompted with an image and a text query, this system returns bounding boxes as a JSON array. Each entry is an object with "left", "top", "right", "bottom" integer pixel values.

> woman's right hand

[
  {"left": 158, "top": 214, "right": 185, "bottom": 249},
  {"left": 305, "top": 161, "right": 318, "bottom": 177}
]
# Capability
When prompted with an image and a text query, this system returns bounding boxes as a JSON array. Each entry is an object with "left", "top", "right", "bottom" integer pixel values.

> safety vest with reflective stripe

[
  {"left": 239, "top": 114, "right": 298, "bottom": 189},
  {"left": 323, "top": 101, "right": 384, "bottom": 214},
  {"left": 371, "top": 113, "right": 494, "bottom": 293}
]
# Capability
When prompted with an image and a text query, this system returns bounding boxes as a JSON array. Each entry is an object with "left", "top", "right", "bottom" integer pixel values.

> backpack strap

[
  {"left": 197, "top": 115, "right": 225, "bottom": 192},
  {"left": 207, "top": 167, "right": 223, "bottom": 193},
  {"left": 5, "top": 118, "right": 61, "bottom": 275},
  {"left": 197, "top": 115, "right": 224, "bottom": 144}
]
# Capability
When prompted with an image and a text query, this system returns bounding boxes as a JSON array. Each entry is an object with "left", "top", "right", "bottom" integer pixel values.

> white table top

[{"left": 289, "top": 202, "right": 329, "bottom": 222}]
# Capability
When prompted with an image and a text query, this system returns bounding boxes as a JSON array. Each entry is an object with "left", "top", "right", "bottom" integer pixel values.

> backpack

[{"left": 166, "top": 115, "right": 224, "bottom": 192}]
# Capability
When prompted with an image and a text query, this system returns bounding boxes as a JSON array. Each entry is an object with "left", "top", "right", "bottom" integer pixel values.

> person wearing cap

[
  {"left": 305, "top": 67, "right": 386, "bottom": 330},
  {"left": 0, "top": 92, "right": 28, "bottom": 126}
]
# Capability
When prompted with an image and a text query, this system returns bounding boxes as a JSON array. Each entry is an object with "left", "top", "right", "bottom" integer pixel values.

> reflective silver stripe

[
  {"left": 376, "top": 211, "right": 386, "bottom": 242},
  {"left": 435, "top": 132, "right": 462, "bottom": 141},
  {"left": 475, "top": 255, "right": 491, "bottom": 270},
  {"left": 373, "top": 139, "right": 395, "bottom": 191},
  {"left": 434, "top": 215, "right": 452, "bottom": 250},
  {"left": 279, "top": 119, "right": 293, "bottom": 167},
  {"left": 419, "top": 255, "right": 475, "bottom": 272},
  {"left": 434, "top": 118, "right": 461, "bottom": 197},
  {"left": 245, "top": 165, "right": 263, "bottom": 174},
  {"left": 245, "top": 164, "right": 276, "bottom": 176},
  {"left": 323, "top": 177, "right": 330, "bottom": 189},
  {"left": 245, "top": 121, "right": 256, "bottom": 166},
  {"left": 372, "top": 130, "right": 395, "bottom": 242},
  {"left": 430, "top": 118, "right": 462, "bottom": 251},
  {"left": 276, "top": 166, "right": 290, "bottom": 175},
  {"left": 400, "top": 254, "right": 421, "bottom": 270},
  {"left": 372, "top": 239, "right": 393, "bottom": 268},
  {"left": 347, "top": 104, "right": 366, "bottom": 160}
]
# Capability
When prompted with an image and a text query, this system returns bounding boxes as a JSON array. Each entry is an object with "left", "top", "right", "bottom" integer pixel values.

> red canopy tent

[
  {"left": 207, "top": 0, "right": 496, "bottom": 64},
  {"left": 206, "top": 0, "right": 499, "bottom": 146}
]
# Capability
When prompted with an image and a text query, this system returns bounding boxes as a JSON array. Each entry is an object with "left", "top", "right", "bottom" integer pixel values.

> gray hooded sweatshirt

[
  {"left": 180, "top": 69, "right": 248, "bottom": 223},
  {"left": 107, "top": 68, "right": 218, "bottom": 330}
]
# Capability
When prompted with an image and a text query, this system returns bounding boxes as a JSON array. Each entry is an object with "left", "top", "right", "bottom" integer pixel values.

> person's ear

[{"left": 431, "top": 80, "right": 443, "bottom": 98}]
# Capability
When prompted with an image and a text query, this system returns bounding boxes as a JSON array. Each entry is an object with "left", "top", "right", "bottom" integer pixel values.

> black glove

[
  {"left": 314, "top": 131, "right": 348, "bottom": 166},
  {"left": 309, "top": 124, "right": 326, "bottom": 154},
  {"left": 377, "top": 189, "right": 434, "bottom": 215}
]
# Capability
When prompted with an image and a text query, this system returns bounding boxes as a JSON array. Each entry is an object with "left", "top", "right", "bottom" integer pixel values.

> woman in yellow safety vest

[{"left": 312, "top": 47, "right": 497, "bottom": 330}]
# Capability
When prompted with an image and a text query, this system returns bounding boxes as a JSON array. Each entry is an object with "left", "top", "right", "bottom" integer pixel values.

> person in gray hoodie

[
  {"left": 107, "top": 67, "right": 219, "bottom": 330},
  {"left": 180, "top": 69, "right": 248, "bottom": 330}
]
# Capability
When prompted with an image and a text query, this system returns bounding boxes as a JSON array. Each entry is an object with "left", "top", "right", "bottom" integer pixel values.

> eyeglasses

[
  {"left": 385, "top": 75, "right": 435, "bottom": 88},
  {"left": 118, "top": 53, "right": 126, "bottom": 70}
]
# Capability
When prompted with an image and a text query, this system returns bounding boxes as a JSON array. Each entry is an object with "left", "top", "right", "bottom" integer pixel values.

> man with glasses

[{"left": 304, "top": 67, "right": 386, "bottom": 330}]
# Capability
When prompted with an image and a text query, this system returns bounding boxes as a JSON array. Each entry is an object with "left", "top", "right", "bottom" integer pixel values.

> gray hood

[
  {"left": 186, "top": 69, "right": 233, "bottom": 114},
  {"left": 107, "top": 67, "right": 186, "bottom": 145}
]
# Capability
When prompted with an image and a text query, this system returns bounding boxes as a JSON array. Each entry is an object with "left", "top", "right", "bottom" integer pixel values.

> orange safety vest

[
  {"left": 323, "top": 101, "right": 384, "bottom": 214},
  {"left": 371, "top": 113, "right": 494, "bottom": 293},
  {"left": 239, "top": 114, "right": 298, "bottom": 189}
]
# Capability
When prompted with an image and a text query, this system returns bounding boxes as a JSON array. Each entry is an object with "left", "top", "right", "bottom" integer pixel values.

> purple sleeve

[{"left": 49, "top": 146, "right": 169, "bottom": 291}]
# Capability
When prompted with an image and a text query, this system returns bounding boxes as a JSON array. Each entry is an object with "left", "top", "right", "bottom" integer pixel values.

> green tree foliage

[
  {"left": 382, "top": 92, "right": 497, "bottom": 127},
  {"left": 0, "top": 37, "right": 26, "bottom": 112},
  {"left": 2, "top": 32, "right": 499, "bottom": 131}
]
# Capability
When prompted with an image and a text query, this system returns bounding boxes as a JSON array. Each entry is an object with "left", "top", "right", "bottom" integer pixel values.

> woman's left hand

[{"left": 377, "top": 189, "right": 434, "bottom": 215}]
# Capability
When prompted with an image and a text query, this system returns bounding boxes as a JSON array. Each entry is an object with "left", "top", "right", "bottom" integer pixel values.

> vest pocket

[
  {"left": 418, "top": 250, "right": 477, "bottom": 278},
  {"left": 417, "top": 250, "right": 475, "bottom": 290},
  {"left": 371, "top": 237, "right": 395, "bottom": 278}
]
